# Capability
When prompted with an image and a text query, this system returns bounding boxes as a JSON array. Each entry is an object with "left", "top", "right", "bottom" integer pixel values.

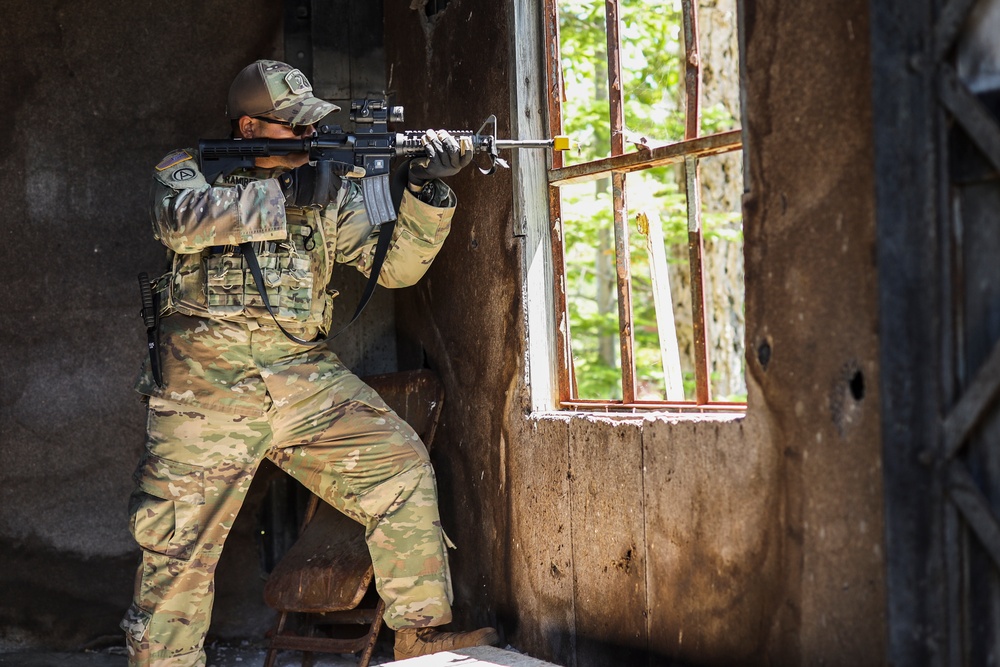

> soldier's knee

[
  {"left": 378, "top": 409, "right": 431, "bottom": 465},
  {"left": 357, "top": 461, "right": 438, "bottom": 521}
]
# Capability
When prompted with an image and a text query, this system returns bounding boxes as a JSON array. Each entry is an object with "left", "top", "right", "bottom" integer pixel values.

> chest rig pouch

[{"left": 202, "top": 217, "right": 322, "bottom": 324}]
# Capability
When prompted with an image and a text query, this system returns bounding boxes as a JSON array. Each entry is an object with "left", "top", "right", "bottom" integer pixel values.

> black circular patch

[{"left": 172, "top": 168, "right": 196, "bottom": 181}]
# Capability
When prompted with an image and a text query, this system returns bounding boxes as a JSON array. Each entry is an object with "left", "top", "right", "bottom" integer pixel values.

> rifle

[{"left": 198, "top": 98, "right": 570, "bottom": 225}]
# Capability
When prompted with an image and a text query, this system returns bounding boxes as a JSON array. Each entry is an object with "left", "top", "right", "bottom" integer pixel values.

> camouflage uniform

[{"left": 121, "top": 149, "right": 456, "bottom": 667}]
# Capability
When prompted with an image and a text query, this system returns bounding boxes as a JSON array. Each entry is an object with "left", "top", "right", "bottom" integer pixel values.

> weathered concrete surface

[
  {"left": 388, "top": 646, "right": 563, "bottom": 666},
  {"left": 389, "top": 0, "right": 886, "bottom": 665},
  {"left": 741, "top": 0, "right": 886, "bottom": 664},
  {"left": 0, "top": 0, "right": 405, "bottom": 652},
  {"left": 0, "top": 0, "right": 285, "bottom": 650},
  {"left": 385, "top": 0, "right": 523, "bottom": 641}
]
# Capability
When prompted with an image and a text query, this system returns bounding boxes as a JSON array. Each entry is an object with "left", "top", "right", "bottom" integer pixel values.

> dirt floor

[
  {"left": 0, "top": 642, "right": 389, "bottom": 666},
  {"left": 0, "top": 643, "right": 557, "bottom": 667}
]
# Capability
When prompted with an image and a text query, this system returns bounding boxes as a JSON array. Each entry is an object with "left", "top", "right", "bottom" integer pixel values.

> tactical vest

[{"left": 159, "top": 170, "right": 335, "bottom": 333}]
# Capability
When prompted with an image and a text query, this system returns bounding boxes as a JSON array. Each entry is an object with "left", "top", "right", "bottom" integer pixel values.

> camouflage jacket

[{"left": 135, "top": 149, "right": 455, "bottom": 415}]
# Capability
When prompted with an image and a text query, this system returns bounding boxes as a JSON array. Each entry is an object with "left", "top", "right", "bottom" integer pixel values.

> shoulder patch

[{"left": 156, "top": 150, "right": 193, "bottom": 172}]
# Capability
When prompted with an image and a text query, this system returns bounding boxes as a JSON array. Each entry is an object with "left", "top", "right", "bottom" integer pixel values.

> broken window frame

[{"left": 542, "top": 0, "right": 747, "bottom": 411}]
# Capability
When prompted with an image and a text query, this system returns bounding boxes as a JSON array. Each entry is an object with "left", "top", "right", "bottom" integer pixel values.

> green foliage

[
  {"left": 560, "top": 0, "right": 688, "bottom": 160},
  {"left": 702, "top": 101, "right": 740, "bottom": 135},
  {"left": 558, "top": 0, "right": 742, "bottom": 402},
  {"left": 618, "top": 0, "right": 686, "bottom": 142},
  {"left": 560, "top": 0, "right": 686, "bottom": 399}
]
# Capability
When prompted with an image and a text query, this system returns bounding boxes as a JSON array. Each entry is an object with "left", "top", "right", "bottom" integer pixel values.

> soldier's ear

[{"left": 238, "top": 116, "right": 256, "bottom": 139}]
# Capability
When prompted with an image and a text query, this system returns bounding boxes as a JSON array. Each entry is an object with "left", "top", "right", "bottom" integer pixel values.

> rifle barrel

[{"left": 494, "top": 139, "right": 555, "bottom": 150}]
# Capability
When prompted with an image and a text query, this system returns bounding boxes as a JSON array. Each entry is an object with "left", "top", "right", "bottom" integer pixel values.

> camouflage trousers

[{"left": 121, "top": 372, "right": 454, "bottom": 667}]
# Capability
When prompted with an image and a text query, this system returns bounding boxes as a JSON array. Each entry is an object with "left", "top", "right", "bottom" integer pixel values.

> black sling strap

[
  {"left": 138, "top": 272, "right": 164, "bottom": 386},
  {"left": 240, "top": 161, "right": 411, "bottom": 346}
]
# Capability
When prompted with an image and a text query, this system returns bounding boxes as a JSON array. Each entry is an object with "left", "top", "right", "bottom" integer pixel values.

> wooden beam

[
  {"left": 948, "top": 461, "right": 1000, "bottom": 572},
  {"left": 938, "top": 64, "right": 1000, "bottom": 176},
  {"left": 933, "top": 0, "right": 981, "bottom": 61},
  {"left": 943, "top": 337, "right": 1000, "bottom": 459}
]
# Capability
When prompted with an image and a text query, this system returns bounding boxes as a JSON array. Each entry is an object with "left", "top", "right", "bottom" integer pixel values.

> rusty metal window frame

[{"left": 542, "top": 0, "right": 746, "bottom": 411}]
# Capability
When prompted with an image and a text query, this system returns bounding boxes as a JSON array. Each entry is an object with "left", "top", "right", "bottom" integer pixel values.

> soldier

[{"left": 120, "top": 59, "right": 498, "bottom": 665}]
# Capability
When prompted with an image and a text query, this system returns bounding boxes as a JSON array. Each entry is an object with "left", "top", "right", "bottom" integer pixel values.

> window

[{"left": 542, "top": 0, "right": 746, "bottom": 410}]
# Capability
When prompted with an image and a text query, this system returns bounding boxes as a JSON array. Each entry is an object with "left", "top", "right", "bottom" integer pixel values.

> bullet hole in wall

[
  {"left": 757, "top": 339, "right": 772, "bottom": 370},
  {"left": 850, "top": 369, "right": 865, "bottom": 401},
  {"left": 831, "top": 363, "right": 864, "bottom": 436}
]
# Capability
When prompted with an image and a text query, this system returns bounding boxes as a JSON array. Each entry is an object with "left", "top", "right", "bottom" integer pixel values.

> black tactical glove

[
  {"left": 278, "top": 161, "right": 342, "bottom": 208},
  {"left": 408, "top": 129, "right": 475, "bottom": 186}
]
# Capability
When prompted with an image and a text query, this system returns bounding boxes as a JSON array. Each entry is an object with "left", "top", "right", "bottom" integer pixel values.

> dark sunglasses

[{"left": 253, "top": 116, "right": 314, "bottom": 136}]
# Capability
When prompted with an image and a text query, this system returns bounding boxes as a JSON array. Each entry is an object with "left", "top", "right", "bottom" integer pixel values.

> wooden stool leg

[
  {"left": 302, "top": 614, "right": 315, "bottom": 667},
  {"left": 264, "top": 611, "right": 289, "bottom": 667},
  {"left": 358, "top": 599, "right": 386, "bottom": 667}
]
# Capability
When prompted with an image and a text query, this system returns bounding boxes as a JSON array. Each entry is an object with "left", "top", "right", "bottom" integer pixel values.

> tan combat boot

[{"left": 394, "top": 626, "right": 500, "bottom": 660}]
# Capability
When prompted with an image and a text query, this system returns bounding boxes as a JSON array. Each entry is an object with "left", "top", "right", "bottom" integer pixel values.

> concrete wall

[
  {"left": 740, "top": 1, "right": 885, "bottom": 662},
  {"left": 0, "top": 1, "right": 272, "bottom": 649},
  {"left": 0, "top": 0, "right": 294, "bottom": 650},
  {"left": 387, "top": 0, "right": 886, "bottom": 665},
  {"left": 1, "top": 0, "right": 889, "bottom": 663}
]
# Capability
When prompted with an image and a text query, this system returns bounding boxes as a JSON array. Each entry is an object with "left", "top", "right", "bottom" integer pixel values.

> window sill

[
  {"left": 527, "top": 406, "right": 746, "bottom": 424},
  {"left": 561, "top": 400, "right": 746, "bottom": 414}
]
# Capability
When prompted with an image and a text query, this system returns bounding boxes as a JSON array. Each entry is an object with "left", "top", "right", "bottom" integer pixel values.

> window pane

[
  {"left": 618, "top": 0, "right": 686, "bottom": 145},
  {"left": 624, "top": 151, "right": 744, "bottom": 403},
  {"left": 625, "top": 167, "right": 694, "bottom": 400},
  {"left": 699, "top": 150, "right": 746, "bottom": 401},
  {"left": 550, "top": 0, "right": 746, "bottom": 408},
  {"left": 558, "top": 0, "right": 612, "bottom": 165},
  {"left": 696, "top": 0, "right": 743, "bottom": 135},
  {"left": 561, "top": 179, "right": 622, "bottom": 400},
  {"left": 613, "top": 0, "right": 742, "bottom": 142}
]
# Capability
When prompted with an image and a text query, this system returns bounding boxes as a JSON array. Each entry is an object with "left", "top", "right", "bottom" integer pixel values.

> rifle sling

[{"left": 239, "top": 161, "right": 410, "bottom": 346}]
